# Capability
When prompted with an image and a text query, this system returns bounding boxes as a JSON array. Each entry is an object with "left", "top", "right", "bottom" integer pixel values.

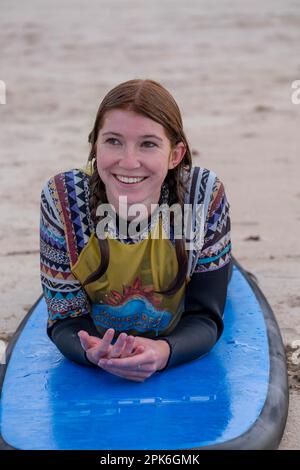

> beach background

[{"left": 0, "top": 0, "right": 299, "bottom": 449}]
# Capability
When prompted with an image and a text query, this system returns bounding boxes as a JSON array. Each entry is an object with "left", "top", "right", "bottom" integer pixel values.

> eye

[
  {"left": 105, "top": 138, "right": 120, "bottom": 145},
  {"left": 142, "top": 141, "right": 157, "bottom": 148}
]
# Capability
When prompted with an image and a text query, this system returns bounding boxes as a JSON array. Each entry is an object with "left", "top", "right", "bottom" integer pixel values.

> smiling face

[{"left": 96, "top": 109, "right": 186, "bottom": 220}]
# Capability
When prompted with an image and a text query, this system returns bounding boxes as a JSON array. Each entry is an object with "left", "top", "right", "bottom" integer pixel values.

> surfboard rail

[{"left": 199, "top": 257, "right": 289, "bottom": 450}]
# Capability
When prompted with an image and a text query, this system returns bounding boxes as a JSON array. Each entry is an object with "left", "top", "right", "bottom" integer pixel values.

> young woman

[{"left": 39, "top": 79, "right": 232, "bottom": 382}]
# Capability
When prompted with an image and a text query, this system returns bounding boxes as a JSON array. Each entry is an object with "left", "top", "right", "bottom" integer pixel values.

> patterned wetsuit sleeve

[
  {"left": 195, "top": 176, "right": 231, "bottom": 274},
  {"left": 40, "top": 177, "right": 91, "bottom": 335}
]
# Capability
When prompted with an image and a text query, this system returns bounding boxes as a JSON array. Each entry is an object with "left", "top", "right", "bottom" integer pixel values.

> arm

[
  {"left": 48, "top": 176, "right": 231, "bottom": 378},
  {"left": 155, "top": 175, "right": 232, "bottom": 371},
  {"left": 53, "top": 260, "right": 231, "bottom": 371},
  {"left": 41, "top": 173, "right": 231, "bottom": 377},
  {"left": 94, "top": 258, "right": 232, "bottom": 380},
  {"left": 40, "top": 176, "right": 93, "bottom": 364},
  {"left": 48, "top": 316, "right": 100, "bottom": 367},
  {"left": 40, "top": 175, "right": 128, "bottom": 367},
  {"left": 154, "top": 262, "right": 231, "bottom": 370},
  {"left": 46, "top": 265, "right": 230, "bottom": 371},
  {"left": 82, "top": 173, "right": 232, "bottom": 380}
]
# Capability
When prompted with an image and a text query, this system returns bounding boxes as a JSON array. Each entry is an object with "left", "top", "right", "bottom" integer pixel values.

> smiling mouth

[{"left": 112, "top": 174, "right": 149, "bottom": 185}]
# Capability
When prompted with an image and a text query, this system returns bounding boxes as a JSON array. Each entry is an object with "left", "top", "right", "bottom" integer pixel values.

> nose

[{"left": 118, "top": 145, "right": 141, "bottom": 170}]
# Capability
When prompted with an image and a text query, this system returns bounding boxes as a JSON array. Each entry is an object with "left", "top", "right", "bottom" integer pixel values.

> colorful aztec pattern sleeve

[
  {"left": 39, "top": 176, "right": 91, "bottom": 330},
  {"left": 194, "top": 176, "right": 232, "bottom": 273}
]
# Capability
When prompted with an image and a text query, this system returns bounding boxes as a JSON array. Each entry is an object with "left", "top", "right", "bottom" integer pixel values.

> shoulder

[
  {"left": 195, "top": 170, "right": 231, "bottom": 273},
  {"left": 41, "top": 168, "right": 91, "bottom": 208},
  {"left": 184, "top": 166, "right": 227, "bottom": 209},
  {"left": 184, "top": 166, "right": 231, "bottom": 276},
  {"left": 41, "top": 167, "right": 93, "bottom": 236},
  {"left": 42, "top": 167, "right": 90, "bottom": 192}
]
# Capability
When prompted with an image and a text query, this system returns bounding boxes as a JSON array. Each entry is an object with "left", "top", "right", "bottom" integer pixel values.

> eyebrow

[{"left": 102, "top": 131, "right": 163, "bottom": 142}]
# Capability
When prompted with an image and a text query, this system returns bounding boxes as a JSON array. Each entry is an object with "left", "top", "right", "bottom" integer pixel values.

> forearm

[
  {"left": 154, "top": 314, "right": 218, "bottom": 371},
  {"left": 155, "top": 261, "right": 232, "bottom": 371},
  {"left": 48, "top": 316, "right": 100, "bottom": 367}
]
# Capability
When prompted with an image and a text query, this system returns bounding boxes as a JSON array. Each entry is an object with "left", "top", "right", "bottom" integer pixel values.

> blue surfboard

[{"left": 0, "top": 258, "right": 288, "bottom": 450}]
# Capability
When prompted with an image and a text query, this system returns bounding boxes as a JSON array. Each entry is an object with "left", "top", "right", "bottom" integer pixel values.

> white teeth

[{"left": 115, "top": 175, "right": 146, "bottom": 184}]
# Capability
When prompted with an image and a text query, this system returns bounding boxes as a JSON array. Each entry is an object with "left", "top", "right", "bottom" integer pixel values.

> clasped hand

[{"left": 78, "top": 329, "right": 170, "bottom": 382}]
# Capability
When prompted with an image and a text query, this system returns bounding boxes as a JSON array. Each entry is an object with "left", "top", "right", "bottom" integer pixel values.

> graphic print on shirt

[{"left": 91, "top": 276, "right": 173, "bottom": 335}]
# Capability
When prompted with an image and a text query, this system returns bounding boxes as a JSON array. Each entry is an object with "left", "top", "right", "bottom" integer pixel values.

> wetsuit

[{"left": 40, "top": 165, "right": 232, "bottom": 371}]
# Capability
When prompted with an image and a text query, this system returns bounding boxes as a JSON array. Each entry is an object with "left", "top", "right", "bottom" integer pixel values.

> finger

[
  {"left": 102, "top": 328, "right": 115, "bottom": 347},
  {"left": 108, "top": 332, "right": 128, "bottom": 359},
  {"left": 132, "top": 345, "right": 145, "bottom": 356},
  {"left": 88, "top": 335, "right": 103, "bottom": 347},
  {"left": 78, "top": 331, "right": 94, "bottom": 351},
  {"left": 93, "top": 328, "right": 115, "bottom": 361},
  {"left": 99, "top": 351, "right": 150, "bottom": 370},
  {"left": 99, "top": 362, "right": 153, "bottom": 375},
  {"left": 99, "top": 364, "right": 146, "bottom": 382},
  {"left": 120, "top": 335, "right": 136, "bottom": 358}
]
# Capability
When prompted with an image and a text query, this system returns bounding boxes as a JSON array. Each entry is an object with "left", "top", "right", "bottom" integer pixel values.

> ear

[{"left": 168, "top": 142, "right": 186, "bottom": 170}]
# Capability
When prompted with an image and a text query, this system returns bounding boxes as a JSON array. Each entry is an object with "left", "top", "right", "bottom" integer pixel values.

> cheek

[
  {"left": 96, "top": 156, "right": 108, "bottom": 186},
  {"left": 96, "top": 151, "right": 115, "bottom": 176},
  {"left": 151, "top": 159, "right": 169, "bottom": 182},
  {"left": 145, "top": 154, "right": 169, "bottom": 175},
  {"left": 96, "top": 156, "right": 103, "bottom": 176}
]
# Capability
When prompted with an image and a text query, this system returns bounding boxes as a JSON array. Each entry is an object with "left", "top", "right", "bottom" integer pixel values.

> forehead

[{"left": 100, "top": 109, "right": 167, "bottom": 138}]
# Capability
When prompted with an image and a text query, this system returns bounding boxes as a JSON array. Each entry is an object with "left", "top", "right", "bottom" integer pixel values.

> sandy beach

[{"left": 0, "top": 0, "right": 299, "bottom": 449}]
